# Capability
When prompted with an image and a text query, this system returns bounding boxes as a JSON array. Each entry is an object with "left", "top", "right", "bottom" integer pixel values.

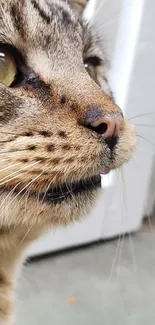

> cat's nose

[{"left": 84, "top": 111, "right": 123, "bottom": 150}]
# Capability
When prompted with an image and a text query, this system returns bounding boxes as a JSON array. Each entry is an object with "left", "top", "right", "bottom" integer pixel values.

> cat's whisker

[
  {"left": 0, "top": 171, "right": 31, "bottom": 188},
  {"left": 116, "top": 168, "right": 137, "bottom": 274},
  {"left": 116, "top": 235, "right": 125, "bottom": 274},
  {"left": 108, "top": 233, "right": 122, "bottom": 281},
  {"left": 40, "top": 177, "right": 54, "bottom": 205},
  {"left": 29, "top": 165, "right": 56, "bottom": 215},
  {"left": 0, "top": 131, "right": 23, "bottom": 136},
  {"left": 93, "top": 0, "right": 107, "bottom": 19},
  {"left": 17, "top": 177, "right": 42, "bottom": 220},
  {"left": 115, "top": 167, "right": 126, "bottom": 270},
  {"left": 18, "top": 164, "right": 52, "bottom": 208},
  {"left": 11, "top": 169, "right": 48, "bottom": 250},
  {"left": 94, "top": 1, "right": 131, "bottom": 30},
  {"left": 0, "top": 161, "right": 41, "bottom": 185},
  {"left": 64, "top": 179, "right": 78, "bottom": 208},
  {"left": 0, "top": 163, "right": 21, "bottom": 174},
  {"left": 0, "top": 149, "right": 29, "bottom": 155},
  {"left": 135, "top": 124, "right": 155, "bottom": 128},
  {"left": 137, "top": 134, "right": 155, "bottom": 147},
  {"left": 14, "top": 225, "right": 34, "bottom": 251},
  {"left": 5, "top": 169, "right": 45, "bottom": 214},
  {"left": 107, "top": 168, "right": 125, "bottom": 281},
  {"left": 128, "top": 112, "right": 155, "bottom": 121},
  {"left": 144, "top": 214, "right": 155, "bottom": 234},
  {"left": 95, "top": 15, "right": 123, "bottom": 31},
  {"left": 38, "top": 171, "right": 72, "bottom": 209},
  {"left": 0, "top": 182, "right": 22, "bottom": 213},
  {"left": 0, "top": 140, "right": 17, "bottom": 143},
  {"left": 128, "top": 232, "right": 138, "bottom": 273}
]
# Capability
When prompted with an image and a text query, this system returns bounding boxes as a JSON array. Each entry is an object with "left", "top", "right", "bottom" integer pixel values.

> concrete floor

[{"left": 17, "top": 220, "right": 155, "bottom": 325}]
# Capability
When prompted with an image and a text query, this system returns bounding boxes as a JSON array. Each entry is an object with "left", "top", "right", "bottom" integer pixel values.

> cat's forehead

[
  {"left": 1, "top": 2, "right": 86, "bottom": 49},
  {"left": 0, "top": 0, "right": 100, "bottom": 80}
]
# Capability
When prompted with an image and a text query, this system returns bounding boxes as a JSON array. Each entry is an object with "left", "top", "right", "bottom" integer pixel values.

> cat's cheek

[
  {"left": 114, "top": 120, "right": 138, "bottom": 169},
  {"left": 0, "top": 86, "right": 20, "bottom": 124}
]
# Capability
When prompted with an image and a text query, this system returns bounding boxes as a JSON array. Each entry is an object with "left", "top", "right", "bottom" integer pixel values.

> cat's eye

[
  {"left": 0, "top": 48, "right": 17, "bottom": 87},
  {"left": 84, "top": 56, "right": 101, "bottom": 82},
  {"left": 84, "top": 61, "right": 97, "bottom": 81}
]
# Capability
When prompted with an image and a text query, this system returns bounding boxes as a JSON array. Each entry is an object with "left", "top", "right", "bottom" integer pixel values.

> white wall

[{"left": 94, "top": 0, "right": 123, "bottom": 60}]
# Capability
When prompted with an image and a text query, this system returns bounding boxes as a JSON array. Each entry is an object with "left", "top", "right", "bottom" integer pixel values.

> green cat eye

[
  {"left": 84, "top": 56, "right": 101, "bottom": 82},
  {"left": 84, "top": 62, "right": 97, "bottom": 82},
  {"left": 0, "top": 49, "right": 17, "bottom": 87}
]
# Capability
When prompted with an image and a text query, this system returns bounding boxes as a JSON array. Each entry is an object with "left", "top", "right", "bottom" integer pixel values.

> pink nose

[{"left": 85, "top": 114, "right": 123, "bottom": 150}]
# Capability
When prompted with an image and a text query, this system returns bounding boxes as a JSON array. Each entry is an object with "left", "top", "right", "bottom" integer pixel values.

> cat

[{"left": 0, "top": 0, "right": 137, "bottom": 323}]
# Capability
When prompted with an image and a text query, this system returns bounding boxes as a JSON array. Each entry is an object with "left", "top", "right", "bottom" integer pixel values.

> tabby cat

[{"left": 0, "top": 0, "right": 137, "bottom": 323}]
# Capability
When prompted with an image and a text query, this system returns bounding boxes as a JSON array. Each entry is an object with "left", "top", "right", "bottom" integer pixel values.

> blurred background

[{"left": 17, "top": 0, "right": 155, "bottom": 324}]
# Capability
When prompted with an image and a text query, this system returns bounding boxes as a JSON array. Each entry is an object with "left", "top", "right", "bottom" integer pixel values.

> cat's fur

[{"left": 0, "top": 0, "right": 137, "bottom": 323}]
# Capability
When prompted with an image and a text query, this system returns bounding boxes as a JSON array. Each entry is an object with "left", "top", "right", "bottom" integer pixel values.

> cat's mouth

[{"left": 38, "top": 175, "right": 101, "bottom": 204}]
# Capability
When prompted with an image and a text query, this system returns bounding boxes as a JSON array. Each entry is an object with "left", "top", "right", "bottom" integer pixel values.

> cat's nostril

[
  {"left": 88, "top": 117, "right": 116, "bottom": 138},
  {"left": 85, "top": 114, "right": 123, "bottom": 150},
  {"left": 87, "top": 122, "right": 108, "bottom": 135}
]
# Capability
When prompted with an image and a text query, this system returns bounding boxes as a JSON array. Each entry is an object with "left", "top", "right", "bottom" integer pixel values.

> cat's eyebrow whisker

[
  {"left": 93, "top": 0, "right": 107, "bottom": 19},
  {"left": 94, "top": 1, "right": 130, "bottom": 30},
  {"left": 95, "top": 15, "right": 123, "bottom": 31},
  {"left": 128, "top": 112, "right": 155, "bottom": 120},
  {"left": 0, "top": 161, "right": 41, "bottom": 186}
]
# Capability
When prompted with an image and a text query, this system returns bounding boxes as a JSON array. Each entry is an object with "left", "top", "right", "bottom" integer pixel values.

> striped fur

[{"left": 0, "top": 0, "right": 137, "bottom": 323}]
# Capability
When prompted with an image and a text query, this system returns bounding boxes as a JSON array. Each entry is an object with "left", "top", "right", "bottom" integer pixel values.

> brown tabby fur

[{"left": 0, "top": 0, "right": 137, "bottom": 323}]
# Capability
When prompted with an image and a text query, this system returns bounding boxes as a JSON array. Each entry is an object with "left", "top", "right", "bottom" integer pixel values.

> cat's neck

[{"left": 0, "top": 224, "right": 47, "bottom": 325}]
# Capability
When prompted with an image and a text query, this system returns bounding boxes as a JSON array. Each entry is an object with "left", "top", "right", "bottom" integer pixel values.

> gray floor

[{"left": 17, "top": 220, "right": 155, "bottom": 325}]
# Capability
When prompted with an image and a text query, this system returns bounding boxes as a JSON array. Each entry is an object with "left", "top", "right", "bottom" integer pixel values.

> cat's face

[{"left": 0, "top": 0, "right": 137, "bottom": 228}]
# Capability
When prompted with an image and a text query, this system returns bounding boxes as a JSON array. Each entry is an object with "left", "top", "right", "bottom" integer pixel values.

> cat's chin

[
  {"left": 30, "top": 185, "right": 101, "bottom": 227},
  {"left": 37, "top": 175, "right": 101, "bottom": 204},
  {"left": 26, "top": 175, "right": 102, "bottom": 226},
  {"left": 0, "top": 178, "right": 102, "bottom": 228},
  {"left": 43, "top": 185, "right": 102, "bottom": 226}
]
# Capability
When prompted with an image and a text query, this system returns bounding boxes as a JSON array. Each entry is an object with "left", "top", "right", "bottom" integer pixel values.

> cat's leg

[
  {"left": 0, "top": 225, "right": 47, "bottom": 325},
  {"left": 0, "top": 249, "right": 24, "bottom": 325},
  {"left": 0, "top": 270, "right": 14, "bottom": 325},
  {"left": 0, "top": 227, "right": 34, "bottom": 325}
]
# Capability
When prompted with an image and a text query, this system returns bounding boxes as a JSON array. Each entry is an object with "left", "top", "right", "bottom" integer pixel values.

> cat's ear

[{"left": 67, "top": 0, "right": 89, "bottom": 15}]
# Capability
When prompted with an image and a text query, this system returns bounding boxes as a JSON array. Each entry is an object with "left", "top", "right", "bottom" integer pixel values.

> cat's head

[{"left": 0, "top": 0, "right": 137, "bottom": 228}]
